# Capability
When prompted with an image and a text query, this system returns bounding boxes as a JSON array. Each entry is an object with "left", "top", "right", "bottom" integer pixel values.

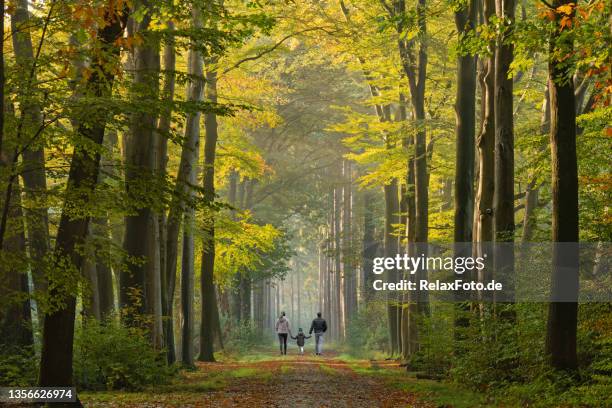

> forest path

[
  {"left": 199, "top": 351, "right": 432, "bottom": 407},
  {"left": 80, "top": 349, "right": 435, "bottom": 407}
]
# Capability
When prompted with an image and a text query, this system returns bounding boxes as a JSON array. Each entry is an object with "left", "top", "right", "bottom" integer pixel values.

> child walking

[{"left": 291, "top": 328, "right": 311, "bottom": 355}]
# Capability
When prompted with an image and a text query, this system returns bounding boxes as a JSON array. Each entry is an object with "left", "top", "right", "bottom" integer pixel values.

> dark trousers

[{"left": 278, "top": 333, "right": 288, "bottom": 354}]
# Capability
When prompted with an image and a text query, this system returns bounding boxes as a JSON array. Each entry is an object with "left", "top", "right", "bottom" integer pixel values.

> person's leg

[
  {"left": 278, "top": 334, "right": 283, "bottom": 354},
  {"left": 315, "top": 333, "right": 321, "bottom": 354},
  {"left": 282, "top": 334, "right": 288, "bottom": 355},
  {"left": 300, "top": 346, "right": 304, "bottom": 354},
  {"left": 318, "top": 334, "right": 324, "bottom": 355}
]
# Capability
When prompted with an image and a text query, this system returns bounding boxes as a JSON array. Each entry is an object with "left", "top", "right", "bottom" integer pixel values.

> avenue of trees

[{"left": 0, "top": 0, "right": 610, "bottom": 406}]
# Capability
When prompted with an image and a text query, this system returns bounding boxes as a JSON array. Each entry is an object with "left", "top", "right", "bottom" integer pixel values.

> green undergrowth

[
  {"left": 352, "top": 365, "right": 489, "bottom": 408},
  {"left": 80, "top": 365, "right": 271, "bottom": 404}
]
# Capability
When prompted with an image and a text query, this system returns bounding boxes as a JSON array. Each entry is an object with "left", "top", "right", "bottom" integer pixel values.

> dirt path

[
  {"left": 81, "top": 351, "right": 434, "bottom": 407},
  {"left": 184, "top": 351, "right": 432, "bottom": 408}
]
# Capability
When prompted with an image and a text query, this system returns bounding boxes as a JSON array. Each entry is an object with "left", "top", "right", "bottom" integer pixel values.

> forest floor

[{"left": 79, "top": 348, "right": 487, "bottom": 407}]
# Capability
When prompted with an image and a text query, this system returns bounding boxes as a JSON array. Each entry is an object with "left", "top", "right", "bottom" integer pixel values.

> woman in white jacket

[{"left": 275, "top": 311, "right": 291, "bottom": 355}]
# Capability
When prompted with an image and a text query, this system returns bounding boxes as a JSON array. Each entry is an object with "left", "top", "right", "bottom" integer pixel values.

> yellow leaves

[{"left": 556, "top": 3, "right": 575, "bottom": 17}]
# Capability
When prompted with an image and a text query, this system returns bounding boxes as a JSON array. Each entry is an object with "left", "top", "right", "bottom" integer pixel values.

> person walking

[
  {"left": 275, "top": 311, "right": 291, "bottom": 355},
  {"left": 309, "top": 312, "right": 327, "bottom": 356},
  {"left": 291, "top": 328, "right": 311, "bottom": 355}
]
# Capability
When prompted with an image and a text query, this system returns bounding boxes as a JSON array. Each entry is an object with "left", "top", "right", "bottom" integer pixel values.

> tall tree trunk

[
  {"left": 384, "top": 179, "right": 400, "bottom": 355},
  {"left": 96, "top": 130, "right": 118, "bottom": 319},
  {"left": 179, "top": 24, "right": 203, "bottom": 367},
  {"left": 494, "top": 0, "right": 516, "bottom": 310},
  {"left": 333, "top": 184, "right": 344, "bottom": 340},
  {"left": 121, "top": 2, "right": 163, "bottom": 351},
  {"left": 0, "top": 179, "right": 33, "bottom": 349},
  {"left": 454, "top": 0, "right": 477, "bottom": 244},
  {"left": 545, "top": 0, "right": 579, "bottom": 371},
  {"left": 199, "top": 67, "right": 223, "bottom": 361},
  {"left": 11, "top": 0, "right": 50, "bottom": 295},
  {"left": 474, "top": 0, "right": 496, "bottom": 303},
  {"left": 159, "top": 20, "right": 177, "bottom": 364},
  {"left": 236, "top": 179, "right": 251, "bottom": 323},
  {"left": 227, "top": 170, "right": 242, "bottom": 322},
  {"left": 342, "top": 160, "right": 356, "bottom": 322},
  {"left": 38, "top": 4, "right": 128, "bottom": 391},
  {"left": 362, "top": 189, "right": 377, "bottom": 303},
  {"left": 453, "top": 0, "right": 477, "bottom": 338},
  {"left": 395, "top": 0, "right": 430, "bottom": 356}
]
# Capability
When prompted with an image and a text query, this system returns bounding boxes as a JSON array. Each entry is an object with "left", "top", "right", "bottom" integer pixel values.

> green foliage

[
  {"left": 0, "top": 346, "right": 39, "bottom": 387},
  {"left": 224, "top": 319, "right": 270, "bottom": 353},
  {"left": 345, "top": 301, "right": 389, "bottom": 357},
  {"left": 73, "top": 318, "right": 174, "bottom": 391},
  {"left": 410, "top": 302, "right": 612, "bottom": 406}
]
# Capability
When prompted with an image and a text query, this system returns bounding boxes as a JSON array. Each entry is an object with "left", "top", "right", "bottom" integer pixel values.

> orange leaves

[
  {"left": 556, "top": 3, "right": 575, "bottom": 17},
  {"left": 114, "top": 35, "right": 144, "bottom": 50}
]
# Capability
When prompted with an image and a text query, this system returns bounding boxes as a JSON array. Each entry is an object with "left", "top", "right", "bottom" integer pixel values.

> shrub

[
  {"left": 0, "top": 345, "right": 38, "bottom": 386},
  {"left": 73, "top": 318, "right": 174, "bottom": 391},
  {"left": 345, "top": 301, "right": 389, "bottom": 357},
  {"left": 224, "top": 319, "right": 270, "bottom": 352}
]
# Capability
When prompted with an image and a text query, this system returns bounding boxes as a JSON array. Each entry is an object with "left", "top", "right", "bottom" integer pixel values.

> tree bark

[
  {"left": 199, "top": 67, "right": 223, "bottom": 361},
  {"left": 164, "top": 13, "right": 201, "bottom": 363},
  {"left": 545, "top": 0, "right": 579, "bottom": 371},
  {"left": 453, "top": 0, "right": 478, "bottom": 342},
  {"left": 453, "top": 0, "right": 477, "bottom": 245},
  {"left": 474, "top": 0, "right": 496, "bottom": 304},
  {"left": 121, "top": 1, "right": 163, "bottom": 351},
  {"left": 159, "top": 20, "right": 177, "bottom": 364},
  {"left": 39, "top": 4, "right": 127, "bottom": 392},
  {"left": 180, "top": 44, "right": 201, "bottom": 364},
  {"left": 0, "top": 178, "right": 33, "bottom": 349},
  {"left": 11, "top": 0, "right": 51, "bottom": 295},
  {"left": 384, "top": 179, "right": 400, "bottom": 355},
  {"left": 493, "top": 0, "right": 516, "bottom": 309}
]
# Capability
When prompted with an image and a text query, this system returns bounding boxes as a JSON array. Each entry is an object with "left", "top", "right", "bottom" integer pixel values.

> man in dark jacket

[{"left": 309, "top": 312, "right": 327, "bottom": 355}]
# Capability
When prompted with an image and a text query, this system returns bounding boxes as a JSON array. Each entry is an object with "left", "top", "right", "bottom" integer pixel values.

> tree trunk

[
  {"left": 11, "top": 0, "right": 50, "bottom": 295},
  {"left": 493, "top": 0, "right": 516, "bottom": 309},
  {"left": 545, "top": 0, "right": 579, "bottom": 371},
  {"left": 453, "top": 0, "right": 477, "bottom": 338},
  {"left": 362, "top": 189, "right": 377, "bottom": 303},
  {"left": 227, "top": 170, "right": 241, "bottom": 323},
  {"left": 199, "top": 67, "right": 223, "bottom": 362},
  {"left": 180, "top": 60, "right": 201, "bottom": 365},
  {"left": 474, "top": 0, "right": 496, "bottom": 302},
  {"left": 0, "top": 179, "right": 33, "bottom": 349},
  {"left": 38, "top": 4, "right": 127, "bottom": 391},
  {"left": 333, "top": 184, "right": 344, "bottom": 340},
  {"left": 342, "top": 160, "right": 356, "bottom": 322},
  {"left": 453, "top": 0, "right": 477, "bottom": 245},
  {"left": 158, "top": 20, "right": 177, "bottom": 364},
  {"left": 121, "top": 2, "right": 163, "bottom": 351},
  {"left": 95, "top": 130, "right": 118, "bottom": 319},
  {"left": 384, "top": 179, "right": 400, "bottom": 355}
]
